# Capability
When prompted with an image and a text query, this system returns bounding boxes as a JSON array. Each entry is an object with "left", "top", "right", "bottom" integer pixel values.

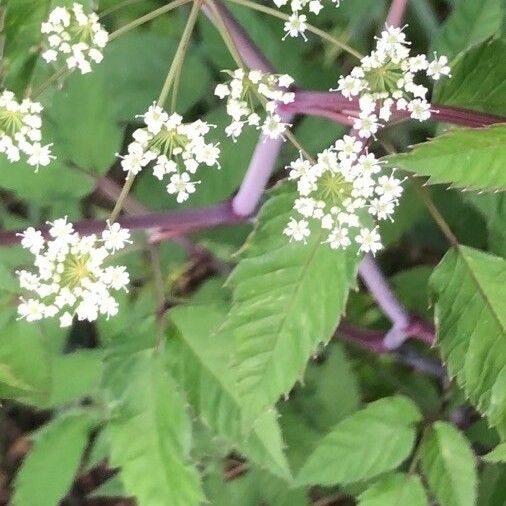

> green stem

[
  {"left": 206, "top": 0, "right": 245, "bottom": 68},
  {"left": 109, "top": 0, "right": 192, "bottom": 41},
  {"left": 109, "top": 172, "right": 137, "bottom": 223},
  {"left": 411, "top": 177, "right": 459, "bottom": 247},
  {"left": 157, "top": 0, "right": 203, "bottom": 108},
  {"left": 224, "top": 0, "right": 364, "bottom": 60}
]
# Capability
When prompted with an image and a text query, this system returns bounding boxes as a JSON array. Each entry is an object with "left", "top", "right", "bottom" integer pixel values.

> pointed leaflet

[
  {"left": 430, "top": 0, "right": 503, "bottom": 59},
  {"left": 167, "top": 304, "right": 292, "bottom": 481},
  {"left": 222, "top": 183, "right": 361, "bottom": 422},
  {"left": 105, "top": 351, "right": 204, "bottom": 506},
  {"left": 385, "top": 125, "right": 506, "bottom": 192},
  {"left": 297, "top": 396, "right": 422, "bottom": 486},
  {"left": 13, "top": 411, "right": 94, "bottom": 506},
  {"left": 483, "top": 442, "right": 506, "bottom": 463},
  {"left": 430, "top": 246, "right": 506, "bottom": 436},
  {"left": 433, "top": 38, "right": 506, "bottom": 117},
  {"left": 357, "top": 473, "right": 428, "bottom": 506},
  {"left": 420, "top": 422, "right": 477, "bottom": 506}
]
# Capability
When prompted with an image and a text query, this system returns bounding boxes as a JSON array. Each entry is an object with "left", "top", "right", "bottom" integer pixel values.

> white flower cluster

[
  {"left": 273, "top": 0, "right": 341, "bottom": 40},
  {"left": 120, "top": 105, "right": 220, "bottom": 203},
  {"left": 284, "top": 136, "right": 402, "bottom": 254},
  {"left": 41, "top": 3, "right": 108, "bottom": 74},
  {"left": 215, "top": 69, "right": 295, "bottom": 141},
  {"left": 17, "top": 219, "right": 131, "bottom": 328},
  {"left": 0, "top": 90, "right": 54, "bottom": 169},
  {"left": 284, "top": 26, "right": 451, "bottom": 255},
  {"left": 337, "top": 26, "right": 451, "bottom": 134}
]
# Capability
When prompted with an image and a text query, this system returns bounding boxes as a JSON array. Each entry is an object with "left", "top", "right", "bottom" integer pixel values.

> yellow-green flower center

[
  {"left": 61, "top": 254, "right": 94, "bottom": 288},
  {"left": 314, "top": 172, "right": 352, "bottom": 206},
  {"left": 0, "top": 108, "right": 24, "bottom": 137}
]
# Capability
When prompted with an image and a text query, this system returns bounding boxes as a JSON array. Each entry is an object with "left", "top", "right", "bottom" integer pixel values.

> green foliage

[
  {"left": 430, "top": 246, "right": 506, "bottom": 436},
  {"left": 430, "top": 0, "right": 504, "bottom": 59},
  {"left": 105, "top": 350, "right": 204, "bottom": 506},
  {"left": 13, "top": 410, "right": 95, "bottom": 506},
  {"left": 386, "top": 125, "right": 506, "bottom": 191},
  {"left": 434, "top": 38, "right": 506, "bottom": 117},
  {"left": 420, "top": 421, "right": 478, "bottom": 506},
  {"left": 167, "top": 303, "right": 292, "bottom": 481},
  {"left": 483, "top": 442, "right": 506, "bottom": 463},
  {"left": 221, "top": 183, "right": 362, "bottom": 423},
  {"left": 357, "top": 473, "right": 428, "bottom": 506},
  {"left": 297, "top": 396, "right": 421, "bottom": 486}
]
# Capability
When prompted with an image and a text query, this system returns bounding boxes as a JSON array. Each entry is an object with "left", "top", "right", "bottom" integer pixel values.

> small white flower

[
  {"left": 102, "top": 221, "right": 132, "bottom": 252},
  {"left": 166, "top": 172, "right": 197, "bottom": 203},
  {"left": 283, "top": 14, "right": 307, "bottom": 40},
  {"left": 355, "top": 227, "right": 382, "bottom": 254},
  {"left": 427, "top": 54, "right": 451, "bottom": 80},
  {"left": 17, "top": 227, "right": 45, "bottom": 254},
  {"left": 284, "top": 218, "right": 310, "bottom": 242}
]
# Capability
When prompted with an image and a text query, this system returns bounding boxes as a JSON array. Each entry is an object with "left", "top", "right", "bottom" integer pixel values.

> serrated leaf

[
  {"left": 433, "top": 39, "right": 506, "bottom": 117},
  {"left": 420, "top": 421, "right": 477, "bottom": 506},
  {"left": 221, "top": 183, "right": 361, "bottom": 423},
  {"left": 483, "top": 442, "right": 506, "bottom": 463},
  {"left": 105, "top": 350, "right": 204, "bottom": 506},
  {"left": 430, "top": 0, "right": 503, "bottom": 59},
  {"left": 297, "top": 396, "right": 421, "bottom": 486},
  {"left": 430, "top": 246, "right": 506, "bottom": 436},
  {"left": 168, "top": 303, "right": 292, "bottom": 481},
  {"left": 13, "top": 411, "right": 94, "bottom": 506},
  {"left": 357, "top": 473, "right": 428, "bottom": 506},
  {"left": 386, "top": 125, "right": 506, "bottom": 192}
]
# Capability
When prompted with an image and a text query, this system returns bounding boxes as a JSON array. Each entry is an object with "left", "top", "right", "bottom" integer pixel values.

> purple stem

[
  {"left": 385, "top": 0, "right": 408, "bottom": 28},
  {"left": 203, "top": 0, "right": 294, "bottom": 217},
  {"left": 280, "top": 91, "right": 506, "bottom": 128},
  {"left": 0, "top": 201, "right": 244, "bottom": 247}
]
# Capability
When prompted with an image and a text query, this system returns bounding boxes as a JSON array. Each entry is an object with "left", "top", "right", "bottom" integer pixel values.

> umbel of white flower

[
  {"left": 284, "top": 136, "right": 402, "bottom": 255},
  {"left": 336, "top": 25, "right": 451, "bottom": 136},
  {"left": 215, "top": 69, "right": 294, "bottom": 141},
  {"left": 41, "top": 3, "right": 108, "bottom": 74},
  {"left": 120, "top": 105, "right": 220, "bottom": 203},
  {"left": 273, "top": 0, "right": 342, "bottom": 39},
  {"left": 0, "top": 91, "right": 54, "bottom": 169},
  {"left": 17, "top": 219, "right": 131, "bottom": 328}
]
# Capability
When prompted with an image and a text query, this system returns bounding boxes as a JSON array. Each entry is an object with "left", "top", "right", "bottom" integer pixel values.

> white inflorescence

[
  {"left": 273, "top": 0, "right": 342, "bottom": 39},
  {"left": 17, "top": 219, "right": 131, "bottom": 328},
  {"left": 41, "top": 3, "right": 109, "bottom": 74},
  {"left": 120, "top": 105, "right": 220, "bottom": 203},
  {"left": 284, "top": 138, "right": 401, "bottom": 255},
  {"left": 284, "top": 26, "right": 450, "bottom": 255},
  {"left": 337, "top": 26, "right": 451, "bottom": 133},
  {"left": 215, "top": 69, "right": 295, "bottom": 141},
  {"left": 0, "top": 90, "right": 54, "bottom": 169}
]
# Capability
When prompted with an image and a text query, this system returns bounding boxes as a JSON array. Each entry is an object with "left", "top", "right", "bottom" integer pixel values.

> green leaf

[
  {"left": 357, "top": 473, "right": 428, "bottom": 506},
  {"left": 430, "top": 246, "right": 506, "bottom": 436},
  {"left": 105, "top": 350, "right": 204, "bottom": 506},
  {"left": 466, "top": 193, "right": 506, "bottom": 256},
  {"left": 13, "top": 411, "right": 94, "bottom": 506},
  {"left": 222, "top": 183, "right": 362, "bottom": 423},
  {"left": 297, "top": 396, "right": 421, "bottom": 486},
  {"left": 2, "top": 0, "right": 51, "bottom": 94},
  {"left": 483, "top": 442, "right": 506, "bottom": 463},
  {"left": 103, "top": 32, "right": 211, "bottom": 121},
  {"left": 47, "top": 350, "right": 103, "bottom": 407},
  {"left": 48, "top": 68, "right": 123, "bottom": 174},
  {"left": 168, "top": 303, "right": 292, "bottom": 481},
  {"left": 386, "top": 125, "right": 506, "bottom": 192},
  {"left": 433, "top": 39, "right": 506, "bottom": 117},
  {"left": 0, "top": 322, "right": 51, "bottom": 404},
  {"left": 430, "top": 0, "right": 503, "bottom": 59},
  {"left": 420, "top": 421, "right": 477, "bottom": 506}
]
